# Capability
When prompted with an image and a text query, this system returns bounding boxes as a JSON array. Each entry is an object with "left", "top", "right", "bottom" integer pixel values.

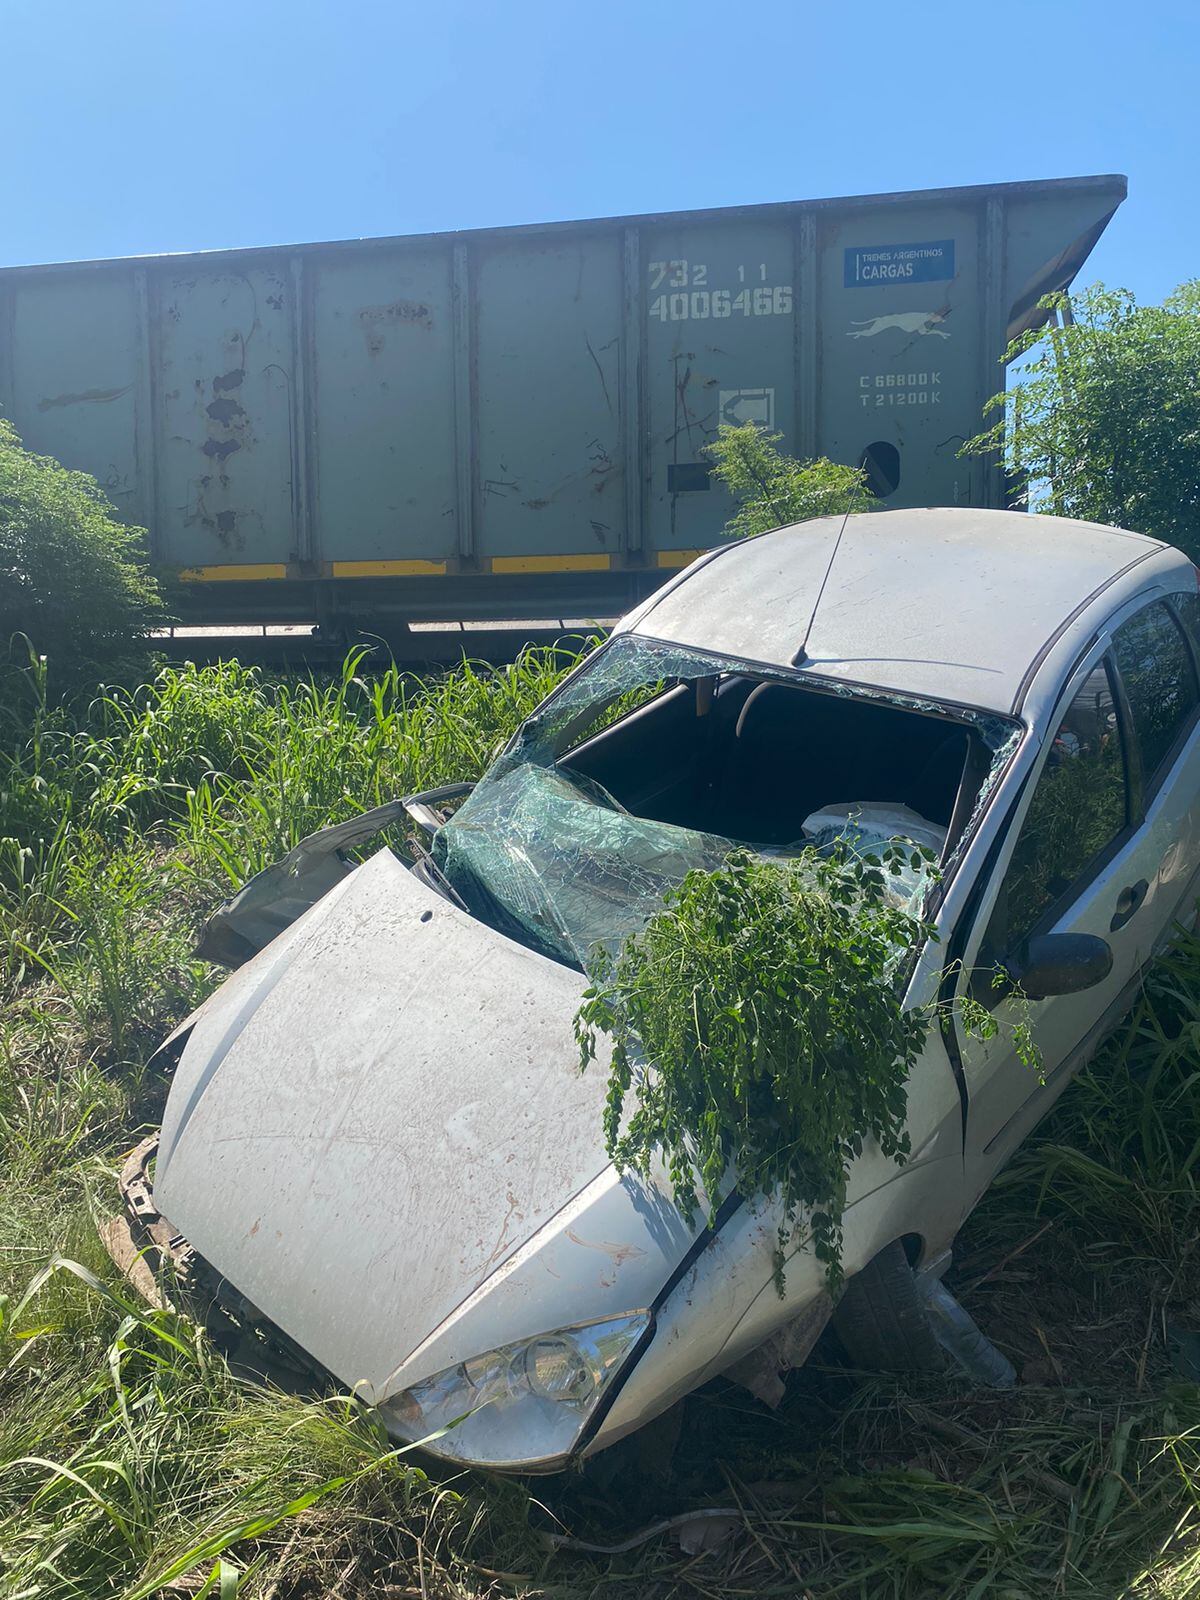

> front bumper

[
  {"left": 105, "top": 1138, "right": 657, "bottom": 1473},
  {"left": 106, "top": 1136, "right": 326, "bottom": 1393}
]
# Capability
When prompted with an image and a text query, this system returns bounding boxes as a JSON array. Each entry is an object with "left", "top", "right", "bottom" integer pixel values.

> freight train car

[{"left": 0, "top": 175, "right": 1125, "bottom": 633}]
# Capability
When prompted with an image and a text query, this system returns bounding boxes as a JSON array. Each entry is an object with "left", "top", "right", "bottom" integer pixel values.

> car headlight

[{"left": 377, "top": 1311, "right": 651, "bottom": 1469}]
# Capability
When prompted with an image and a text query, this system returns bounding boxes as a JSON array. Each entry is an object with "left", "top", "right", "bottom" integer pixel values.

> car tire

[{"left": 831, "top": 1239, "right": 944, "bottom": 1373}]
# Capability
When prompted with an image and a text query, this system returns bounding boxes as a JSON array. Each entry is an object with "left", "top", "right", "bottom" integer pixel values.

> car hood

[{"left": 154, "top": 848, "right": 699, "bottom": 1399}]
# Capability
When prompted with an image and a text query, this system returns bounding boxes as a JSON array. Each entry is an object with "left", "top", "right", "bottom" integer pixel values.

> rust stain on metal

[
  {"left": 194, "top": 356, "right": 256, "bottom": 538},
  {"left": 206, "top": 396, "right": 246, "bottom": 426},
  {"left": 584, "top": 334, "right": 614, "bottom": 416},
  {"left": 37, "top": 384, "right": 132, "bottom": 412},
  {"left": 358, "top": 300, "right": 433, "bottom": 355},
  {"left": 479, "top": 1188, "right": 524, "bottom": 1275},
  {"left": 565, "top": 1229, "right": 647, "bottom": 1267},
  {"left": 201, "top": 366, "right": 252, "bottom": 466},
  {"left": 202, "top": 437, "right": 241, "bottom": 461},
  {"left": 589, "top": 439, "right": 615, "bottom": 495}
]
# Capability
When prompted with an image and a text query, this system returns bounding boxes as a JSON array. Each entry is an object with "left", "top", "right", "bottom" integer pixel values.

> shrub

[
  {"left": 706, "top": 423, "right": 876, "bottom": 538},
  {"left": 0, "top": 419, "right": 167, "bottom": 702},
  {"left": 966, "top": 281, "right": 1200, "bottom": 553}
]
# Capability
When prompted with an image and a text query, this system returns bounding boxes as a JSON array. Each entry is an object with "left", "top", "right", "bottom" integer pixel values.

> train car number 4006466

[{"left": 647, "top": 260, "right": 793, "bottom": 321}]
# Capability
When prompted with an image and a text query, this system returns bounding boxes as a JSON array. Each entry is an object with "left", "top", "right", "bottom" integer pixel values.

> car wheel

[{"left": 831, "top": 1239, "right": 943, "bottom": 1373}]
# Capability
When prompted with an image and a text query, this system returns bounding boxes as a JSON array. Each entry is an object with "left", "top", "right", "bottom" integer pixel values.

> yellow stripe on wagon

[
  {"left": 332, "top": 559, "right": 448, "bottom": 577},
  {"left": 177, "top": 563, "right": 288, "bottom": 582},
  {"left": 490, "top": 553, "right": 611, "bottom": 574},
  {"left": 656, "top": 549, "right": 709, "bottom": 568}
]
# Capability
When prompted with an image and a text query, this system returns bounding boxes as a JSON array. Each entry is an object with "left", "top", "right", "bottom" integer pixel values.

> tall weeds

[
  {"left": 4, "top": 640, "right": 1200, "bottom": 1597},
  {"left": 0, "top": 645, "right": 576, "bottom": 1596}
]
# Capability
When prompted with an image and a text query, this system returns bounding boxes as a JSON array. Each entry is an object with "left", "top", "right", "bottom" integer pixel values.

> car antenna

[{"left": 792, "top": 512, "right": 851, "bottom": 667}]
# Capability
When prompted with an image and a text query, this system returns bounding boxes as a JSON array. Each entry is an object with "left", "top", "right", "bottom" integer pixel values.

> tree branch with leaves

[
  {"left": 706, "top": 424, "right": 876, "bottom": 538},
  {"left": 966, "top": 282, "right": 1200, "bottom": 554}
]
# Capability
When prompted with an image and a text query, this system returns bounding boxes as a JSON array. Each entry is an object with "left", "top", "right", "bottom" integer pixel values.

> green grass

[
  {"left": 0, "top": 645, "right": 572, "bottom": 1598},
  {"left": 4, "top": 644, "right": 1200, "bottom": 1597}
]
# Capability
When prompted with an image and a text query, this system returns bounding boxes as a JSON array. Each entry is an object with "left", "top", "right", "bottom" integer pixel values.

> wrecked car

[{"left": 126, "top": 506, "right": 1200, "bottom": 1472}]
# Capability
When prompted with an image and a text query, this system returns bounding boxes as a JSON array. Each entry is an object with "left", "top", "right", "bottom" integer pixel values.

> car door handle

[{"left": 1110, "top": 879, "right": 1149, "bottom": 931}]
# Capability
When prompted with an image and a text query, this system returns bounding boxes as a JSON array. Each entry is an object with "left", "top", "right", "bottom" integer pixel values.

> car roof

[{"left": 622, "top": 507, "right": 1171, "bottom": 716}]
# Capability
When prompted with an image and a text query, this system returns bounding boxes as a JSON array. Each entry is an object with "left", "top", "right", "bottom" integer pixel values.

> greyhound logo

[{"left": 847, "top": 309, "right": 951, "bottom": 340}]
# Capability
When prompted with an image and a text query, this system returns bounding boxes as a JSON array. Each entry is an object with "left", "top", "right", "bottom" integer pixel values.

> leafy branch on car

[{"left": 576, "top": 843, "right": 1041, "bottom": 1292}]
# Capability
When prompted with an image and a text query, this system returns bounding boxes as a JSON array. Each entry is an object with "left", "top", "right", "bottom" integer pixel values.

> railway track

[{"left": 153, "top": 620, "right": 609, "bottom": 669}]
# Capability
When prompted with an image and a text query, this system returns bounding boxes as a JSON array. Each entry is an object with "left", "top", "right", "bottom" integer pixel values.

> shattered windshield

[{"left": 432, "top": 634, "right": 1013, "bottom": 974}]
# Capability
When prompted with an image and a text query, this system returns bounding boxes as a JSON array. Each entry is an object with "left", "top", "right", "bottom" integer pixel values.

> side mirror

[{"left": 1009, "top": 932, "right": 1113, "bottom": 1001}]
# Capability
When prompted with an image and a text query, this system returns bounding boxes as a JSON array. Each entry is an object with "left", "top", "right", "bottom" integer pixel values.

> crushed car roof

[{"left": 622, "top": 507, "right": 1168, "bottom": 715}]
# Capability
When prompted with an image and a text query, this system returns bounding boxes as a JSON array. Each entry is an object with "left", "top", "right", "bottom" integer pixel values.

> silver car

[{"left": 135, "top": 506, "right": 1200, "bottom": 1472}]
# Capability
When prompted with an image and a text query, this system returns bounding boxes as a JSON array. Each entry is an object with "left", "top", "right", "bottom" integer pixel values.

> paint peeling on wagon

[{"left": 0, "top": 175, "right": 1125, "bottom": 626}]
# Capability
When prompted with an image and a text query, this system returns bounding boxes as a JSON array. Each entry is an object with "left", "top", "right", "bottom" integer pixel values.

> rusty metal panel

[
  {"left": 0, "top": 175, "right": 1127, "bottom": 618},
  {"left": 642, "top": 220, "right": 797, "bottom": 554},
  {"left": 154, "top": 264, "right": 297, "bottom": 568},
  {"left": 7, "top": 275, "right": 144, "bottom": 525},
  {"left": 309, "top": 250, "right": 458, "bottom": 567},
  {"left": 473, "top": 236, "right": 623, "bottom": 562}
]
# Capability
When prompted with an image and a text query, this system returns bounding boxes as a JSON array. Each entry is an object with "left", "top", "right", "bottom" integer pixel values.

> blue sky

[{"left": 2, "top": 0, "right": 1196, "bottom": 302}]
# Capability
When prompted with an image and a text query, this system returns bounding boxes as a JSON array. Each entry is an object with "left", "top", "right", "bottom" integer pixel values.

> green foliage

[
  {"left": 575, "top": 844, "right": 934, "bottom": 1287},
  {"left": 981, "top": 922, "right": 1200, "bottom": 1275},
  {"left": 2, "top": 640, "right": 1200, "bottom": 1591},
  {"left": 706, "top": 423, "right": 876, "bottom": 538},
  {"left": 0, "top": 646, "right": 575, "bottom": 1017},
  {"left": 0, "top": 644, "right": 575, "bottom": 1596},
  {"left": 0, "top": 1253, "right": 492, "bottom": 1599},
  {"left": 0, "top": 419, "right": 168, "bottom": 700},
  {"left": 966, "top": 281, "right": 1200, "bottom": 553}
]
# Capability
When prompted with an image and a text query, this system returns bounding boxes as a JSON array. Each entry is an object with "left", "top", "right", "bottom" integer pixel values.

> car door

[{"left": 954, "top": 598, "right": 1200, "bottom": 1194}]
